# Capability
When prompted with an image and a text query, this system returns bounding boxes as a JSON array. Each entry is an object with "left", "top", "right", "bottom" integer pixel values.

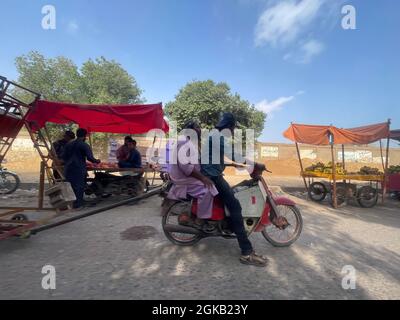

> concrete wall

[
  {"left": 3, "top": 130, "right": 400, "bottom": 180},
  {"left": 254, "top": 142, "right": 400, "bottom": 176}
]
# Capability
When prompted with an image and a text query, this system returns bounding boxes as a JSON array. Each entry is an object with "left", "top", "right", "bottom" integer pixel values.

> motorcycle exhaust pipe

[{"left": 163, "top": 224, "right": 202, "bottom": 235}]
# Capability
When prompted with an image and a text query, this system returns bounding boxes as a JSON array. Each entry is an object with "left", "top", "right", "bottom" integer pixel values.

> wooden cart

[
  {"left": 302, "top": 171, "right": 384, "bottom": 207},
  {"left": 283, "top": 121, "right": 391, "bottom": 208}
]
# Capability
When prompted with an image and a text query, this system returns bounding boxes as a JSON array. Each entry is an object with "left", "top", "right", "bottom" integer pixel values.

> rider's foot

[
  {"left": 239, "top": 251, "right": 268, "bottom": 267},
  {"left": 178, "top": 215, "right": 204, "bottom": 230}
]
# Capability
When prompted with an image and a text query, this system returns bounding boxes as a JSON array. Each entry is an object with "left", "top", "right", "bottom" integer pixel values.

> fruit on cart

[
  {"left": 305, "top": 162, "right": 347, "bottom": 174},
  {"left": 388, "top": 165, "right": 400, "bottom": 174},
  {"left": 358, "top": 166, "right": 382, "bottom": 175},
  {"left": 305, "top": 162, "right": 325, "bottom": 172},
  {"left": 86, "top": 162, "right": 119, "bottom": 169}
]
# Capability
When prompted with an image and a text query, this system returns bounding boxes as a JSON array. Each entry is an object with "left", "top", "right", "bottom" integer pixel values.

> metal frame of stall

[
  {"left": 0, "top": 76, "right": 61, "bottom": 206},
  {"left": 0, "top": 76, "right": 60, "bottom": 239},
  {"left": 291, "top": 120, "right": 391, "bottom": 209},
  {"left": 1, "top": 75, "right": 166, "bottom": 240}
]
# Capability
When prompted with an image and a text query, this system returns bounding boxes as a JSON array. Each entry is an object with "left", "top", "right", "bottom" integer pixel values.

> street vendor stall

[
  {"left": 0, "top": 75, "right": 169, "bottom": 240},
  {"left": 283, "top": 121, "right": 391, "bottom": 208},
  {"left": 26, "top": 100, "right": 169, "bottom": 198}
]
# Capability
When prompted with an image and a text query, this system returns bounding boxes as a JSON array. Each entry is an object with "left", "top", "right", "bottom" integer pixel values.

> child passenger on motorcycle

[{"left": 167, "top": 121, "right": 218, "bottom": 227}]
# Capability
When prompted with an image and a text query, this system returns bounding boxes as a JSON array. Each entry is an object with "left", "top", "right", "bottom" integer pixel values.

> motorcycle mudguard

[
  {"left": 254, "top": 196, "right": 296, "bottom": 232},
  {"left": 273, "top": 196, "right": 296, "bottom": 207}
]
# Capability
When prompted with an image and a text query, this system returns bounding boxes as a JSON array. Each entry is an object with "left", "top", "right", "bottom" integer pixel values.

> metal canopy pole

[
  {"left": 295, "top": 142, "right": 309, "bottom": 195},
  {"left": 382, "top": 119, "right": 391, "bottom": 203},
  {"left": 341, "top": 144, "right": 345, "bottom": 170},
  {"left": 330, "top": 133, "right": 338, "bottom": 208}
]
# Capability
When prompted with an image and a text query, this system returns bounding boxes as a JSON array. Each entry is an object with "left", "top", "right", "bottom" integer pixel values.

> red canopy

[
  {"left": 283, "top": 122, "right": 390, "bottom": 145},
  {"left": 26, "top": 100, "right": 169, "bottom": 134},
  {"left": 0, "top": 116, "right": 25, "bottom": 138},
  {"left": 390, "top": 130, "right": 400, "bottom": 142}
]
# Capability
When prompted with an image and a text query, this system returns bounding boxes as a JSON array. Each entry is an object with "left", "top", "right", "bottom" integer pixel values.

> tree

[
  {"left": 15, "top": 51, "right": 83, "bottom": 103},
  {"left": 14, "top": 51, "right": 143, "bottom": 104},
  {"left": 14, "top": 51, "right": 144, "bottom": 152},
  {"left": 165, "top": 80, "right": 266, "bottom": 137},
  {"left": 80, "top": 57, "right": 143, "bottom": 104}
]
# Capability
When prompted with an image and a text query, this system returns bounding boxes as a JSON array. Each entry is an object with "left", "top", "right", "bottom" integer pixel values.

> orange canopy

[{"left": 283, "top": 122, "right": 390, "bottom": 145}]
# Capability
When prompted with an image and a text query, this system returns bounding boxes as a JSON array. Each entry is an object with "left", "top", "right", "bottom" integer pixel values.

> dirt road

[{"left": 0, "top": 180, "right": 399, "bottom": 299}]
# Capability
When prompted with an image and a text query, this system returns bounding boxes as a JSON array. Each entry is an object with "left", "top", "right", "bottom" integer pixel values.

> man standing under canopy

[
  {"left": 62, "top": 128, "right": 100, "bottom": 209},
  {"left": 52, "top": 130, "right": 75, "bottom": 179}
]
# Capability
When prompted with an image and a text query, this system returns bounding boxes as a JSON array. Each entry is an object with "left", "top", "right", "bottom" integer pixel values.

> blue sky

[{"left": 1, "top": 0, "right": 399, "bottom": 143}]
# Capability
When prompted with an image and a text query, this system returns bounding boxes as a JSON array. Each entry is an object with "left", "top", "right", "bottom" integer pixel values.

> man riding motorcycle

[{"left": 199, "top": 112, "right": 268, "bottom": 267}]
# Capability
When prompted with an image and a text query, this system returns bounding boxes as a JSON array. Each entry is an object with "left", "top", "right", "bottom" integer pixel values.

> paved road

[{"left": 1, "top": 186, "right": 399, "bottom": 300}]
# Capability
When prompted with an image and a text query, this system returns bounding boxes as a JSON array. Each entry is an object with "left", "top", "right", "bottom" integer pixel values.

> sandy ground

[{"left": 0, "top": 174, "right": 399, "bottom": 300}]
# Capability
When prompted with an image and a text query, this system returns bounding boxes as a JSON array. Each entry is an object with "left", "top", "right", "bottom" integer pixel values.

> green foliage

[
  {"left": 14, "top": 51, "right": 143, "bottom": 104},
  {"left": 14, "top": 51, "right": 83, "bottom": 103},
  {"left": 81, "top": 57, "right": 143, "bottom": 104},
  {"left": 14, "top": 51, "right": 144, "bottom": 142},
  {"left": 165, "top": 80, "right": 266, "bottom": 137}
]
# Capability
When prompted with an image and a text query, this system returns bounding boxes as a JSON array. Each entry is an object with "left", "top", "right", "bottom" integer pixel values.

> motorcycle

[
  {"left": 0, "top": 164, "right": 20, "bottom": 195},
  {"left": 161, "top": 166, "right": 303, "bottom": 247}
]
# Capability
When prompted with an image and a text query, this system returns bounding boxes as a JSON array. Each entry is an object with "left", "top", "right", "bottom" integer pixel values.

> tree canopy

[
  {"left": 14, "top": 51, "right": 144, "bottom": 149},
  {"left": 14, "top": 51, "right": 143, "bottom": 104},
  {"left": 165, "top": 80, "right": 266, "bottom": 137}
]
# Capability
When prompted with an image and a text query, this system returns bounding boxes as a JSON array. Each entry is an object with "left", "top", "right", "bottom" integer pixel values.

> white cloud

[
  {"left": 255, "top": 96, "right": 295, "bottom": 116},
  {"left": 67, "top": 20, "right": 79, "bottom": 34},
  {"left": 256, "top": 90, "right": 305, "bottom": 116},
  {"left": 299, "top": 39, "right": 324, "bottom": 63},
  {"left": 255, "top": 0, "right": 324, "bottom": 47}
]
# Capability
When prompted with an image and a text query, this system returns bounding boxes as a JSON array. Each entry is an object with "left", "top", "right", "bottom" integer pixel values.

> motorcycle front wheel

[
  {"left": 262, "top": 205, "right": 303, "bottom": 247},
  {"left": 0, "top": 171, "right": 20, "bottom": 194},
  {"left": 162, "top": 201, "right": 202, "bottom": 246}
]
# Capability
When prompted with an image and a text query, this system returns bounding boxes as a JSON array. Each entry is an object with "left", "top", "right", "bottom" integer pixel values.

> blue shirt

[
  {"left": 62, "top": 139, "right": 97, "bottom": 174},
  {"left": 201, "top": 131, "right": 233, "bottom": 177}
]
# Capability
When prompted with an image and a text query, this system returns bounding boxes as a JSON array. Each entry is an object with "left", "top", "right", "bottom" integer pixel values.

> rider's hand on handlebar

[{"left": 250, "top": 162, "right": 268, "bottom": 179}]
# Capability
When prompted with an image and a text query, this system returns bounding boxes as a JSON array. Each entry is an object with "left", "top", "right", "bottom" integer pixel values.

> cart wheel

[
  {"left": 332, "top": 186, "right": 347, "bottom": 207},
  {"left": 357, "top": 186, "right": 378, "bottom": 208},
  {"left": 308, "top": 182, "right": 327, "bottom": 202},
  {"left": 12, "top": 214, "right": 28, "bottom": 221}
]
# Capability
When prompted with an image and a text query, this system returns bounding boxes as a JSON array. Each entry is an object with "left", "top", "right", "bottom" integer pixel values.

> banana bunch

[
  {"left": 358, "top": 166, "right": 382, "bottom": 175},
  {"left": 305, "top": 162, "right": 347, "bottom": 174},
  {"left": 388, "top": 165, "right": 400, "bottom": 174}
]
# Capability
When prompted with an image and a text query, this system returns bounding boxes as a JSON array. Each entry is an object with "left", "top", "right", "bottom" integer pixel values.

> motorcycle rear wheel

[
  {"left": 162, "top": 201, "right": 202, "bottom": 246},
  {"left": 262, "top": 205, "right": 303, "bottom": 247}
]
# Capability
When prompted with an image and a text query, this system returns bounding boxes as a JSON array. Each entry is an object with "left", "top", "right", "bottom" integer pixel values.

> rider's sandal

[{"left": 239, "top": 252, "right": 269, "bottom": 267}]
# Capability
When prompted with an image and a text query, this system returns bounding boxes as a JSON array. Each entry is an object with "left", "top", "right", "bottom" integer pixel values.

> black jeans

[{"left": 210, "top": 175, "right": 253, "bottom": 255}]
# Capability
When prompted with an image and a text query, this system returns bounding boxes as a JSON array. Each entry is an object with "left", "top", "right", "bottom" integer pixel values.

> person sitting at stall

[
  {"left": 52, "top": 130, "right": 75, "bottom": 179},
  {"left": 118, "top": 139, "right": 142, "bottom": 169},
  {"left": 62, "top": 128, "right": 100, "bottom": 209},
  {"left": 116, "top": 136, "right": 133, "bottom": 163}
]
